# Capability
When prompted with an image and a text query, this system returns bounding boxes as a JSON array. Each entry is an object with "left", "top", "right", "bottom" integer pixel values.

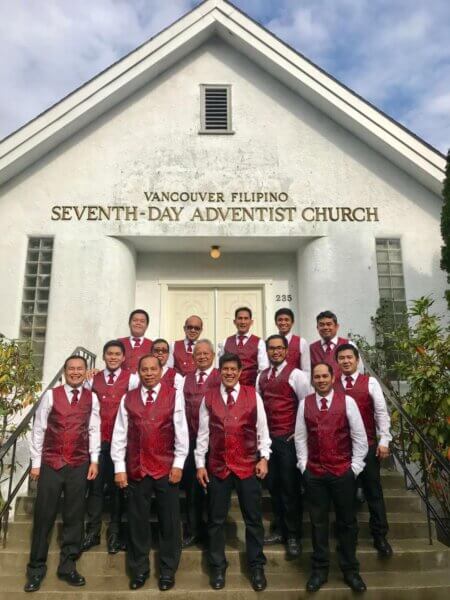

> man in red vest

[
  {"left": 219, "top": 306, "right": 269, "bottom": 386},
  {"left": 168, "top": 315, "right": 203, "bottom": 376},
  {"left": 118, "top": 309, "right": 153, "bottom": 373},
  {"left": 274, "top": 308, "right": 310, "bottom": 376},
  {"left": 25, "top": 355, "right": 100, "bottom": 593},
  {"left": 257, "top": 334, "right": 311, "bottom": 557},
  {"left": 111, "top": 355, "right": 188, "bottom": 592},
  {"left": 309, "top": 310, "right": 362, "bottom": 377},
  {"left": 295, "top": 362, "right": 368, "bottom": 593},
  {"left": 82, "top": 340, "right": 139, "bottom": 554},
  {"left": 152, "top": 338, "right": 184, "bottom": 389},
  {"left": 335, "top": 343, "right": 393, "bottom": 557},
  {"left": 196, "top": 353, "right": 271, "bottom": 592},
  {"left": 181, "top": 339, "right": 221, "bottom": 548}
]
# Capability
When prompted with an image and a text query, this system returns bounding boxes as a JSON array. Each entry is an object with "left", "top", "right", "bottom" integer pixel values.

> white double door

[{"left": 165, "top": 286, "right": 264, "bottom": 348}]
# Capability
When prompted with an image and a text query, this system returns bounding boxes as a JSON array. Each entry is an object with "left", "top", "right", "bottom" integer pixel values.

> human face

[
  {"left": 337, "top": 349, "right": 358, "bottom": 375},
  {"left": 139, "top": 356, "right": 162, "bottom": 389},
  {"left": 152, "top": 342, "right": 170, "bottom": 367},
  {"left": 129, "top": 313, "right": 148, "bottom": 337},
  {"left": 184, "top": 316, "right": 203, "bottom": 341},
  {"left": 276, "top": 314, "right": 293, "bottom": 335},
  {"left": 64, "top": 358, "right": 87, "bottom": 387},
  {"left": 317, "top": 317, "right": 339, "bottom": 342},
  {"left": 103, "top": 346, "right": 125, "bottom": 372},
  {"left": 220, "top": 361, "right": 242, "bottom": 389},
  {"left": 234, "top": 310, "right": 253, "bottom": 334},
  {"left": 312, "top": 364, "right": 334, "bottom": 396},
  {"left": 267, "top": 338, "right": 287, "bottom": 366},
  {"left": 193, "top": 341, "right": 215, "bottom": 370}
]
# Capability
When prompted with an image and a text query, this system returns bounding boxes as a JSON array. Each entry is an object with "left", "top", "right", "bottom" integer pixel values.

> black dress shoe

[
  {"left": 373, "top": 536, "right": 393, "bottom": 557},
  {"left": 209, "top": 569, "right": 226, "bottom": 590},
  {"left": 24, "top": 575, "right": 43, "bottom": 592},
  {"left": 250, "top": 567, "right": 267, "bottom": 592},
  {"left": 107, "top": 532, "right": 121, "bottom": 554},
  {"left": 286, "top": 537, "right": 302, "bottom": 559},
  {"left": 343, "top": 572, "right": 367, "bottom": 592},
  {"left": 355, "top": 486, "right": 366, "bottom": 504},
  {"left": 129, "top": 573, "right": 148, "bottom": 590},
  {"left": 182, "top": 534, "right": 201, "bottom": 548},
  {"left": 57, "top": 570, "right": 86, "bottom": 587},
  {"left": 306, "top": 572, "right": 328, "bottom": 592},
  {"left": 81, "top": 532, "right": 100, "bottom": 552},
  {"left": 159, "top": 575, "right": 175, "bottom": 591},
  {"left": 264, "top": 532, "right": 284, "bottom": 545}
]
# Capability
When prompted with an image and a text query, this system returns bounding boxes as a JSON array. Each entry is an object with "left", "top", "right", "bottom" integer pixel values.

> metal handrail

[{"left": 0, "top": 347, "right": 96, "bottom": 546}]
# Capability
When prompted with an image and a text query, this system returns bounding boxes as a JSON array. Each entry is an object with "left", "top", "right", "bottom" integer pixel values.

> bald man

[{"left": 168, "top": 316, "right": 204, "bottom": 376}]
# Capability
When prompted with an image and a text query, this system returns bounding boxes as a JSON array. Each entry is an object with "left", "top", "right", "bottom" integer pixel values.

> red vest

[
  {"left": 161, "top": 366, "right": 177, "bottom": 388},
  {"left": 335, "top": 374, "right": 377, "bottom": 446},
  {"left": 310, "top": 337, "right": 349, "bottom": 377},
  {"left": 42, "top": 386, "right": 92, "bottom": 470},
  {"left": 286, "top": 334, "right": 302, "bottom": 370},
  {"left": 259, "top": 364, "right": 298, "bottom": 437},
  {"left": 183, "top": 369, "right": 221, "bottom": 439},
  {"left": 118, "top": 337, "right": 153, "bottom": 374},
  {"left": 224, "top": 334, "right": 260, "bottom": 386},
  {"left": 205, "top": 385, "right": 258, "bottom": 480},
  {"left": 125, "top": 384, "right": 176, "bottom": 481},
  {"left": 92, "top": 369, "right": 131, "bottom": 443},
  {"left": 173, "top": 340, "right": 196, "bottom": 376},
  {"left": 304, "top": 390, "right": 351, "bottom": 477}
]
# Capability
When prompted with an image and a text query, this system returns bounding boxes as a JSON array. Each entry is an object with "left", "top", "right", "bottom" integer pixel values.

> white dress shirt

[
  {"left": 84, "top": 367, "right": 140, "bottom": 391},
  {"left": 341, "top": 373, "right": 392, "bottom": 447},
  {"left": 256, "top": 360, "right": 312, "bottom": 400},
  {"left": 30, "top": 384, "right": 101, "bottom": 468},
  {"left": 217, "top": 333, "right": 269, "bottom": 371},
  {"left": 283, "top": 332, "right": 311, "bottom": 376},
  {"left": 320, "top": 336, "right": 364, "bottom": 373},
  {"left": 294, "top": 390, "right": 368, "bottom": 476},
  {"left": 162, "top": 365, "right": 185, "bottom": 390},
  {"left": 195, "top": 382, "right": 272, "bottom": 468},
  {"left": 167, "top": 339, "right": 196, "bottom": 368},
  {"left": 110, "top": 382, "right": 189, "bottom": 473}
]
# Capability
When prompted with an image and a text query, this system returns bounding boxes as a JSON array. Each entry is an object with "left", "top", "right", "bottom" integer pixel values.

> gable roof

[{"left": 0, "top": 0, "right": 445, "bottom": 194}]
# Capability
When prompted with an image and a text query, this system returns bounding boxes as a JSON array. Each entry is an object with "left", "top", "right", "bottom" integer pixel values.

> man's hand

[
  {"left": 30, "top": 467, "right": 40, "bottom": 481},
  {"left": 115, "top": 472, "right": 128, "bottom": 488},
  {"left": 255, "top": 458, "right": 268, "bottom": 479},
  {"left": 169, "top": 467, "right": 183, "bottom": 484},
  {"left": 197, "top": 467, "right": 210, "bottom": 489},
  {"left": 87, "top": 463, "right": 98, "bottom": 480},
  {"left": 376, "top": 445, "right": 390, "bottom": 460}
]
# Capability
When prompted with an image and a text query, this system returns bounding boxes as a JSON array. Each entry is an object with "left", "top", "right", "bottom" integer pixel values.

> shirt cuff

[
  {"left": 90, "top": 453, "right": 99, "bottom": 463},
  {"left": 172, "top": 456, "right": 186, "bottom": 470},
  {"left": 298, "top": 461, "right": 306, "bottom": 473},
  {"left": 195, "top": 455, "right": 205, "bottom": 469},
  {"left": 31, "top": 457, "right": 41, "bottom": 468},
  {"left": 351, "top": 462, "right": 364, "bottom": 477},
  {"left": 114, "top": 461, "right": 126, "bottom": 473},
  {"left": 259, "top": 451, "right": 270, "bottom": 461},
  {"left": 379, "top": 437, "right": 391, "bottom": 448}
]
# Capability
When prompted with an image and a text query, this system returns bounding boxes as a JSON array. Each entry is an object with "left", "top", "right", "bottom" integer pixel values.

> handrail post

[
  {"left": 421, "top": 441, "right": 433, "bottom": 545},
  {"left": 2, "top": 439, "right": 17, "bottom": 547},
  {"left": 399, "top": 413, "right": 408, "bottom": 490}
]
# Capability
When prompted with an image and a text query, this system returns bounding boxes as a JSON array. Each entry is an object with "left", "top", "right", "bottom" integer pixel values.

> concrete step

[
  {"left": 1, "top": 539, "right": 448, "bottom": 574},
  {"left": 1, "top": 569, "right": 450, "bottom": 599}
]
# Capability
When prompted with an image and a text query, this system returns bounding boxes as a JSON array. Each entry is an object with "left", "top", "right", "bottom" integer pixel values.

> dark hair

[
  {"left": 152, "top": 338, "right": 169, "bottom": 350},
  {"left": 274, "top": 307, "right": 295, "bottom": 322},
  {"left": 103, "top": 339, "right": 126, "bottom": 355},
  {"left": 128, "top": 309, "right": 149, "bottom": 325},
  {"left": 138, "top": 354, "right": 162, "bottom": 370},
  {"left": 312, "top": 362, "right": 334, "bottom": 377},
  {"left": 316, "top": 310, "right": 338, "bottom": 324},
  {"left": 265, "top": 334, "right": 288, "bottom": 350},
  {"left": 335, "top": 343, "right": 359, "bottom": 360},
  {"left": 234, "top": 306, "right": 252, "bottom": 319},
  {"left": 219, "top": 352, "right": 242, "bottom": 370},
  {"left": 64, "top": 355, "right": 88, "bottom": 369}
]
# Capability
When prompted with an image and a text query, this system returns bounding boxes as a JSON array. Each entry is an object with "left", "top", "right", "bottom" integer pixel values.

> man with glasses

[
  {"left": 168, "top": 315, "right": 203, "bottom": 376},
  {"left": 152, "top": 338, "right": 184, "bottom": 390}
]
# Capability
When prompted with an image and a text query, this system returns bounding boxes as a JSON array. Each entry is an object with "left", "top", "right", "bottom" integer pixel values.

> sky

[{"left": 0, "top": 0, "right": 449, "bottom": 153}]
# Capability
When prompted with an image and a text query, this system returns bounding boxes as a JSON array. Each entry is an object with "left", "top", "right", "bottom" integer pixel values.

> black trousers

[
  {"left": 127, "top": 475, "right": 181, "bottom": 578},
  {"left": 305, "top": 468, "right": 359, "bottom": 576},
  {"left": 27, "top": 462, "right": 89, "bottom": 577},
  {"left": 85, "top": 441, "right": 126, "bottom": 537},
  {"left": 265, "top": 435, "right": 303, "bottom": 539},
  {"left": 358, "top": 444, "right": 389, "bottom": 538},
  {"left": 207, "top": 474, "right": 266, "bottom": 571},
  {"left": 181, "top": 445, "right": 206, "bottom": 538}
]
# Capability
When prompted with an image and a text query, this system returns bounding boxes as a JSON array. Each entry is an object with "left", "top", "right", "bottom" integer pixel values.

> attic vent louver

[{"left": 200, "top": 84, "right": 233, "bottom": 134}]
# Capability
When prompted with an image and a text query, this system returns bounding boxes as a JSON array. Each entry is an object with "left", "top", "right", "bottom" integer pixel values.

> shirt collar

[
  {"left": 220, "top": 382, "right": 240, "bottom": 397},
  {"left": 104, "top": 367, "right": 121, "bottom": 378},
  {"left": 321, "top": 335, "right": 338, "bottom": 348},
  {"left": 236, "top": 332, "right": 250, "bottom": 340},
  {"left": 140, "top": 382, "right": 161, "bottom": 402},
  {"left": 196, "top": 365, "right": 214, "bottom": 377},
  {"left": 271, "top": 360, "right": 287, "bottom": 374},
  {"left": 130, "top": 335, "right": 144, "bottom": 342},
  {"left": 283, "top": 332, "right": 293, "bottom": 342},
  {"left": 185, "top": 338, "right": 196, "bottom": 347},
  {"left": 341, "top": 372, "right": 358, "bottom": 384},
  {"left": 315, "top": 390, "right": 334, "bottom": 404},
  {"left": 64, "top": 383, "right": 83, "bottom": 396}
]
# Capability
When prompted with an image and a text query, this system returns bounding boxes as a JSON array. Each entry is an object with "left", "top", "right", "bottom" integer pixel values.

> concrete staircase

[{"left": 1, "top": 469, "right": 449, "bottom": 598}]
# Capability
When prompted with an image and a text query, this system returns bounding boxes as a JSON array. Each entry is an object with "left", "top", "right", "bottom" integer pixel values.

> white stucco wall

[{"left": 0, "top": 36, "right": 445, "bottom": 380}]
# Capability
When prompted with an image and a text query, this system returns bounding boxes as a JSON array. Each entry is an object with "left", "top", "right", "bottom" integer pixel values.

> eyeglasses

[
  {"left": 185, "top": 325, "right": 202, "bottom": 331},
  {"left": 153, "top": 348, "right": 169, "bottom": 354},
  {"left": 267, "top": 346, "right": 286, "bottom": 352}
]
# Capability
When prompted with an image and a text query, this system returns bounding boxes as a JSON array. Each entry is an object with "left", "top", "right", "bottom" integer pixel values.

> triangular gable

[{"left": 0, "top": 0, "right": 445, "bottom": 194}]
